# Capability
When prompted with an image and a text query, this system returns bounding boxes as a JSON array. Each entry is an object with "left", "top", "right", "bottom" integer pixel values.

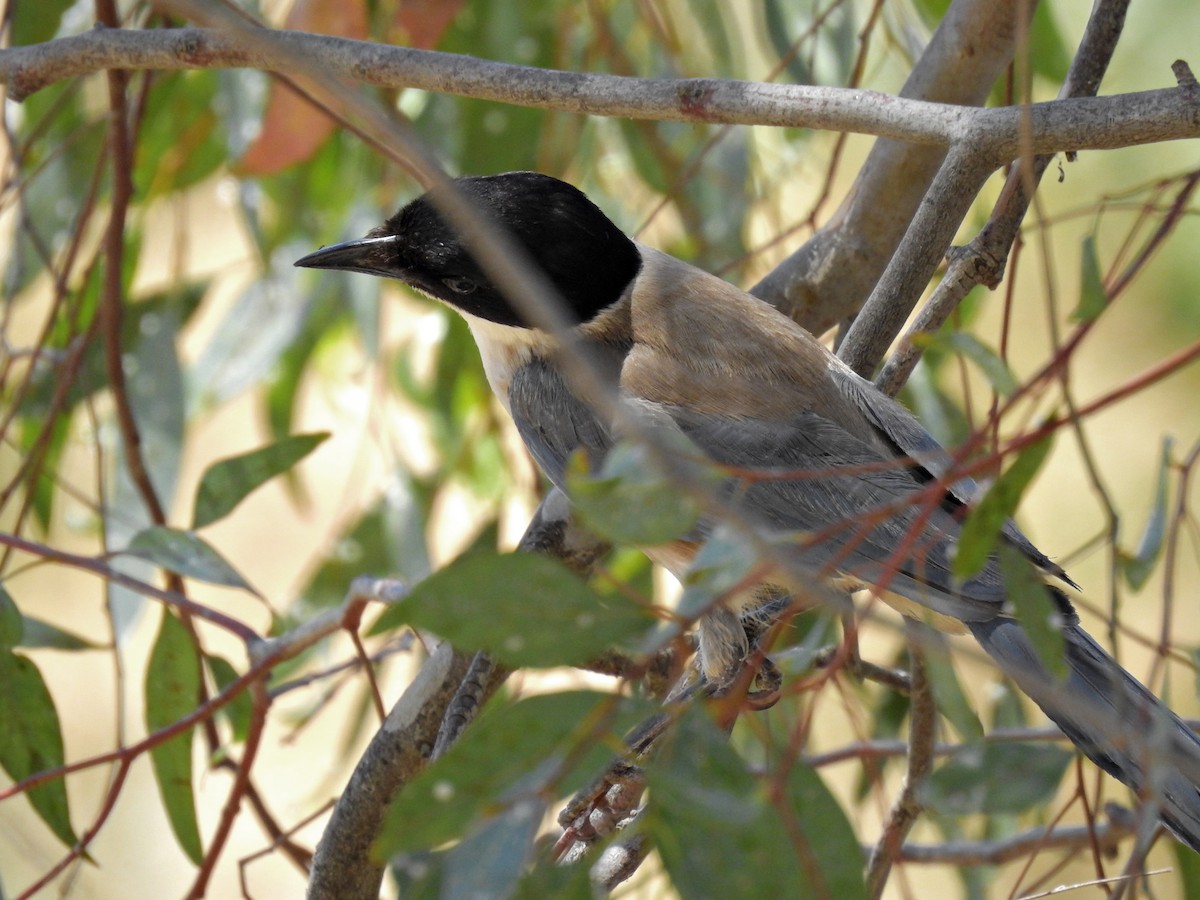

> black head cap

[{"left": 295, "top": 172, "right": 642, "bottom": 328}]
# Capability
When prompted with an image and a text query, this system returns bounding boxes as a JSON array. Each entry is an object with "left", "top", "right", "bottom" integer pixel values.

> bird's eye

[{"left": 442, "top": 277, "right": 477, "bottom": 295}]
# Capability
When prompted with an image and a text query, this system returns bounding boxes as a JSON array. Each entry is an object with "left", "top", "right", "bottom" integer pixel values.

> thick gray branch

[
  {"left": 838, "top": 146, "right": 995, "bottom": 375},
  {"left": 2, "top": 27, "right": 1198, "bottom": 163},
  {"left": 750, "top": 0, "right": 1030, "bottom": 335},
  {"left": 307, "top": 641, "right": 472, "bottom": 900},
  {"left": 874, "top": 0, "right": 1132, "bottom": 395}
]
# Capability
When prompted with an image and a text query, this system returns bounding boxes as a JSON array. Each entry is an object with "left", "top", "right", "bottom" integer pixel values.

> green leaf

[
  {"left": 135, "top": 71, "right": 226, "bottom": 198},
  {"left": 8, "top": 86, "right": 107, "bottom": 295},
  {"left": 442, "top": 799, "right": 544, "bottom": 900},
  {"left": 856, "top": 649, "right": 911, "bottom": 801},
  {"left": 146, "top": 611, "right": 204, "bottom": 864},
  {"left": 1120, "top": 436, "right": 1173, "bottom": 590},
  {"left": 376, "top": 691, "right": 639, "bottom": 857},
  {"left": 566, "top": 439, "right": 710, "bottom": 545},
  {"left": 417, "top": 0, "right": 557, "bottom": 175},
  {"left": 206, "top": 655, "right": 253, "bottom": 744},
  {"left": 782, "top": 755, "right": 869, "bottom": 900},
  {"left": 1072, "top": 235, "right": 1109, "bottom": 323},
  {"left": 999, "top": 546, "right": 1067, "bottom": 680},
  {"left": 1027, "top": 1, "right": 1072, "bottom": 84},
  {"left": 124, "top": 294, "right": 187, "bottom": 510},
  {"left": 1174, "top": 840, "right": 1200, "bottom": 900},
  {"left": 645, "top": 710, "right": 865, "bottom": 900},
  {"left": 19, "top": 616, "right": 103, "bottom": 651},
  {"left": 921, "top": 636, "right": 985, "bottom": 741},
  {"left": 0, "top": 651, "right": 77, "bottom": 848},
  {"left": 10, "top": 0, "right": 73, "bottom": 45},
  {"left": 513, "top": 858, "right": 593, "bottom": 900},
  {"left": 192, "top": 432, "right": 329, "bottom": 529},
  {"left": 265, "top": 305, "right": 329, "bottom": 440},
  {"left": 954, "top": 434, "right": 1054, "bottom": 579},
  {"left": 764, "top": 0, "right": 815, "bottom": 84},
  {"left": 105, "top": 296, "right": 188, "bottom": 634},
  {"left": 921, "top": 741, "right": 1072, "bottom": 815},
  {"left": 123, "top": 526, "right": 257, "bottom": 593},
  {"left": 769, "top": 608, "right": 837, "bottom": 677},
  {"left": 920, "top": 332, "right": 1018, "bottom": 397},
  {"left": 0, "top": 586, "right": 22, "bottom": 648},
  {"left": 676, "top": 526, "right": 760, "bottom": 622},
  {"left": 389, "top": 849, "right": 445, "bottom": 899},
  {"left": 369, "top": 551, "right": 651, "bottom": 668}
]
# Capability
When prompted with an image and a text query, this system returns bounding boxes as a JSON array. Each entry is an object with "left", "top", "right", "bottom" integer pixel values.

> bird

[{"left": 296, "top": 170, "right": 1200, "bottom": 851}]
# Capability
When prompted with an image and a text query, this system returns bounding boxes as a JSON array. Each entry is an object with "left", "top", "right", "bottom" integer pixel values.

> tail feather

[{"left": 969, "top": 617, "right": 1200, "bottom": 852}]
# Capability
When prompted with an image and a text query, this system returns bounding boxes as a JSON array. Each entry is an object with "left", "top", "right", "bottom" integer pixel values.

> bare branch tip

[{"left": 1172, "top": 59, "right": 1198, "bottom": 88}]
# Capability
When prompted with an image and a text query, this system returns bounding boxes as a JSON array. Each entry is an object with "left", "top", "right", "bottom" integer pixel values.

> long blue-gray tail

[{"left": 968, "top": 617, "right": 1200, "bottom": 852}]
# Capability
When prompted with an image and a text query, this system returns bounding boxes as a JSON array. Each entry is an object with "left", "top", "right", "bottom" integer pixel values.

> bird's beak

[{"left": 294, "top": 234, "right": 403, "bottom": 279}]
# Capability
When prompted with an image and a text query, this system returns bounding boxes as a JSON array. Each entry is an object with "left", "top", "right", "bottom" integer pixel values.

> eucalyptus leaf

[
  {"left": 566, "top": 440, "right": 708, "bottom": 546},
  {"left": 1000, "top": 546, "right": 1067, "bottom": 680},
  {"left": 921, "top": 634, "right": 985, "bottom": 742},
  {"left": 369, "top": 551, "right": 651, "bottom": 668},
  {"left": 442, "top": 799, "right": 544, "bottom": 900},
  {"left": 377, "top": 691, "right": 638, "bottom": 857},
  {"left": 299, "top": 477, "right": 432, "bottom": 611},
  {"left": 206, "top": 655, "right": 253, "bottom": 744},
  {"left": 0, "top": 587, "right": 21, "bottom": 648},
  {"left": 0, "top": 651, "right": 77, "bottom": 848},
  {"left": 189, "top": 259, "right": 312, "bottom": 412},
  {"left": 107, "top": 298, "right": 187, "bottom": 635},
  {"left": 192, "top": 432, "right": 330, "bottom": 529},
  {"left": 646, "top": 710, "right": 865, "bottom": 900},
  {"left": 922, "top": 332, "right": 1019, "bottom": 397},
  {"left": 1072, "top": 235, "right": 1108, "bottom": 323},
  {"left": 123, "top": 526, "right": 256, "bottom": 593},
  {"left": 146, "top": 612, "right": 203, "bottom": 864},
  {"left": 954, "top": 434, "right": 1053, "bottom": 580},
  {"left": 921, "top": 741, "right": 1072, "bottom": 816},
  {"left": 9, "top": 0, "right": 73, "bottom": 44},
  {"left": 1121, "top": 436, "right": 1173, "bottom": 590},
  {"left": 19, "top": 616, "right": 102, "bottom": 652}
]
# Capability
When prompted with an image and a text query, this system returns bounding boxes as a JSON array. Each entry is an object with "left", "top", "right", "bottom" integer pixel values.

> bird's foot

[{"left": 555, "top": 760, "right": 646, "bottom": 862}]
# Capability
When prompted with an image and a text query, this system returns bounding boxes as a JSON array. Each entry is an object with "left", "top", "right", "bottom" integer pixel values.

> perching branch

[
  {"left": 306, "top": 640, "right": 473, "bottom": 900},
  {"left": 307, "top": 489, "right": 609, "bottom": 900}
]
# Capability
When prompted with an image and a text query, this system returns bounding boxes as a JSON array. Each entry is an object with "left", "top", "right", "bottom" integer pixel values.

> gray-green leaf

[
  {"left": 954, "top": 434, "right": 1053, "bottom": 580},
  {"left": 0, "top": 651, "right": 77, "bottom": 848},
  {"left": 123, "top": 526, "right": 256, "bottom": 593},
  {"left": 145, "top": 611, "right": 203, "bottom": 864},
  {"left": 192, "top": 432, "right": 329, "bottom": 529},
  {"left": 370, "top": 551, "right": 651, "bottom": 668}
]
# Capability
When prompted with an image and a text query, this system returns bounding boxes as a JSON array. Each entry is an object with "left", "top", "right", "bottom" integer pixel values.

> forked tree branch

[
  {"left": 750, "top": 0, "right": 1029, "bottom": 335},
  {"left": 874, "top": 0, "right": 1133, "bottom": 394}
]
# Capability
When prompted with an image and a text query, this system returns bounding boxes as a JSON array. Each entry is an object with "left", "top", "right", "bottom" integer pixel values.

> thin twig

[
  {"left": 865, "top": 624, "right": 935, "bottom": 898},
  {"left": 891, "top": 819, "right": 1135, "bottom": 867}
]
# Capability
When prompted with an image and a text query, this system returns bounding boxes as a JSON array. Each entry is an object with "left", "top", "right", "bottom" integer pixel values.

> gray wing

[
  {"left": 831, "top": 367, "right": 1076, "bottom": 587},
  {"left": 665, "top": 399, "right": 1200, "bottom": 845},
  {"left": 660, "top": 403, "right": 1045, "bottom": 624},
  {"left": 508, "top": 357, "right": 614, "bottom": 488}
]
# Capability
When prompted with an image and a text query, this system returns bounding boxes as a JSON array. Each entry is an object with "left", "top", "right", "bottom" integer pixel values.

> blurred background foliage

[{"left": 2, "top": 0, "right": 1200, "bottom": 897}]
